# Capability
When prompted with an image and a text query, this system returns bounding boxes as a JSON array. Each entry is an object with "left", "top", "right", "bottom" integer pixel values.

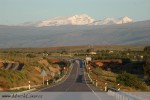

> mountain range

[
  {"left": 21, "top": 14, "right": 133, "bottom": 27},
  {"left": 0, "top": 14, "right": 149, "bottom": 48}
]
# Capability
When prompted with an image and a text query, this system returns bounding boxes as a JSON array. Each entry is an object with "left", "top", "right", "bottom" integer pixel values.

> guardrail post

[
  {"left": 47, "top": 80, "right": 48, "bottom": 85},
  {"left": 88, "top": 67, "right": 91, "bottom": 73},
  {"left": 118, "top": 84, "right": 120, "bottom": 90},
  {"left": 105, "top": 83, "right": 107, "bottom": 91},
  {"left": 95, "top": 80, "right": 98, "bottom": 87},
  {"left": 28, "top": 81, "right": 30, "bottom": 90},
  {"left": 93, "top": 79, "right": 95, "bottom": 84}
]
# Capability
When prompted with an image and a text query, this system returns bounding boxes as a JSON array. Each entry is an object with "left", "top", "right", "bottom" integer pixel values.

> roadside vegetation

[
  {"left": 116, "top": 72, "right": 147, "bottom": 90},
  {"left": 0, "top": 45, "right": 149, "bottom": 91},
  {"left": 0, "top": 48, "right": 70, "bottom": 91},
  {"left": 86, "top": 45, "right": 150, "bottom": 91}
]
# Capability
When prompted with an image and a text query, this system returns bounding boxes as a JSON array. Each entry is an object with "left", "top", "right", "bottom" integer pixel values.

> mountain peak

[
  {"left": 72, "top": 14, "right": 90, "bottom": 17},
  {"left": 21, "top": 15, "right": 134, "bottom": 27},
  {"left": 123, "top": 16, "right": 130, "bottom": 19},
  {"left": 92, "top": 16, "right": 133, "bottom": 25},
  {"left": 122, "top": 16, "right": 133, "bottom": 23},
  {"left": 37, "top": 14, "right": 94, "bottom": 27}
]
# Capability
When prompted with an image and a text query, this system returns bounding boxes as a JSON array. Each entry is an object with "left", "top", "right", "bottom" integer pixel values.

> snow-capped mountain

[
  {"left": 92, "top": 16, "right": 133, "bottom": 25},
  {"left": 22, "top": 14, "right": 133, "bottom": 27},
  {"left": 39, "top": 14, "right": 94, "bottom": 27},
  {"left": 23, "top": 14, "right": 94, "bottom": 27}
]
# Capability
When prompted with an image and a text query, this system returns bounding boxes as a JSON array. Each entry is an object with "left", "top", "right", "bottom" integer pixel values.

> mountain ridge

[
  {"left": 0, "top": 20, "right": 150, "bottom": 48},
  {"left": 21, "top": 14, "right": 133, "bottom": 27}
]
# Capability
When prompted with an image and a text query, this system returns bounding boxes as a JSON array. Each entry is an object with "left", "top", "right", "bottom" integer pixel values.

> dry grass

[
  {"left": 0, "top": 56, "right": 64, "bottom": 91},
  {"left": 89, "top": 65, "right": 146, "bottom": 92}
]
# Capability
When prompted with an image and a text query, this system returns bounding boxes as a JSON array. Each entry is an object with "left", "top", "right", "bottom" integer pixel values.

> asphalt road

[
  {"left": 38, "top": 59, "right": 116, "bottom": 100},
  {"left": 39, "top": 60, "right": 95, "bottom": 92}
]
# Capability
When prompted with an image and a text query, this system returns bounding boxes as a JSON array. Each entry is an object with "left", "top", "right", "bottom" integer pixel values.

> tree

[
  {"left": 26, "top": 53, "right": 36, "bottom": 58},
  {"left": 60, "top": 49, "right": 68, "bottom": 54},
  {"left": 144, "top": 46, "right": 150, "bottom": 51},
  {"left": 96, "top": 50, "right": 101, "bottom": 54},
  {"left": 143, "top": 52, "right": 150, "bottom": 84},
  {"left": 86, "top": 48, "right": 92, "bottom": 53},
  {"left": 144, "top": 60, "right": 150, "bottom": 80},
  {"left": 116, "top": 72, "right": 146, "bottom": 89}
]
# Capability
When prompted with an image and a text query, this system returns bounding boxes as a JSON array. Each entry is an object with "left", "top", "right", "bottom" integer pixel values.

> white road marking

[{"left": 84, "top": 64, "right": 103, "bottom": 100}]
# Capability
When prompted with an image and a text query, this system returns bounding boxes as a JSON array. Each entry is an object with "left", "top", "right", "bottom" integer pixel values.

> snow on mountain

[
  {"left": 92, "top": 16, "right": 133, "bottom": 25},
  {"left": 22, "top": 14, "right": 133, "bottom": 27},
  {"left": 36, "top": 14, "right": 94, "bottom": 27}
]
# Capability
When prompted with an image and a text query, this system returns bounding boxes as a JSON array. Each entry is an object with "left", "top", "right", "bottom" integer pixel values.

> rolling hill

[{"left": 0, "top": 20, "right": 150, "bottom": 48}]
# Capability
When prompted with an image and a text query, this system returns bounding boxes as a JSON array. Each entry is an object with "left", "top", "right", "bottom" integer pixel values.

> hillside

[
  {"left": 0, "top": 20, "right": 150, "bottom": 48},
  {"left": 0, "top": 57, "right": 66, "bottom": 91}
]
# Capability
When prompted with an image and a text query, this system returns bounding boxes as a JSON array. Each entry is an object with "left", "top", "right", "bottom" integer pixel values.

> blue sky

[{"left": 0, "top": 0, "right": 150, "bottom": 25}]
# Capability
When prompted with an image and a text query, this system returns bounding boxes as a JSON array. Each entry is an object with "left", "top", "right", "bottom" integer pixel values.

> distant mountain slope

[
  {"left": 21, "top": 14, "right": 133, "bottom": 27},
  {"left": 0, "top": 20, "right": 150, "bottom": 48}
]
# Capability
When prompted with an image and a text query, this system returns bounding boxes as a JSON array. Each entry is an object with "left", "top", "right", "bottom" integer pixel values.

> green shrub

[
  {"left": 144, "top": 60, "right": 150, "bottom": 80},
  {"left": 92, "top": 67, "right": 103, "bottom": 76},
  {"left": 144, "top": 46, "right": 150, "bottom": 51},
  {"left": 116, "top": 72, "right": 146, "bottom": 89}
]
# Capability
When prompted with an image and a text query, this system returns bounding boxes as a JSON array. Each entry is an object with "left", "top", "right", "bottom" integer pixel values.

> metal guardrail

[{"left": 107, "top": 87, "right": 143, "bottom": 100}]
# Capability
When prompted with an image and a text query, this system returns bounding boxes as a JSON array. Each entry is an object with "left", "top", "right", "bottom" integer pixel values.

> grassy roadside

[
  {"left": 87, "top": 64, "right": 149, "bottom": 92},
  {"left": 0, "top": 54, "right": 70, "bottom": 91}
]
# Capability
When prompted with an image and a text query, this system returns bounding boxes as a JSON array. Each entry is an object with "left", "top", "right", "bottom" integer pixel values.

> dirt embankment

[
  {"left": 93, "top": 59, "right": 122, "bottom": 63},
  {"left": 91, "top": 59, "right": 122, "bottom": 70},
  {"left": 0, "top": 60, "right": 19, "bottom": 69},
  {"left": 0, "top": 58, "right": 66, "bottom": 91},
  {"left": 38, "top": 59, "right": 61, "bottom": 72},
  {"left": 0, "top": 62, "right": 4, "bottom": 68}
]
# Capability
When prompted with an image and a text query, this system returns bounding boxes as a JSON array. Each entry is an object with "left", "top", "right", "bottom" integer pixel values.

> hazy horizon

[{"left": 0, "top": 0, "right": 150, "bottom": 25}]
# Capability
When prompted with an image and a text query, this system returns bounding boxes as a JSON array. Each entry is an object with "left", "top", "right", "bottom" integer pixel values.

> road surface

[
  {"left": 39, "top": 59, "right": 97, "bottom": 92},
  {"left": 37, "top": 59, "right": 115, "bottom": 100}
]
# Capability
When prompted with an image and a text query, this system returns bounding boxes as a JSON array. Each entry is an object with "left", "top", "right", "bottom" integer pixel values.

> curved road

[
  {"left": 38, "top": 59, "right": 115, "bottom": 100},
  {"left": 39, "top": 60, "right": 96, "bottom": 92}
]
